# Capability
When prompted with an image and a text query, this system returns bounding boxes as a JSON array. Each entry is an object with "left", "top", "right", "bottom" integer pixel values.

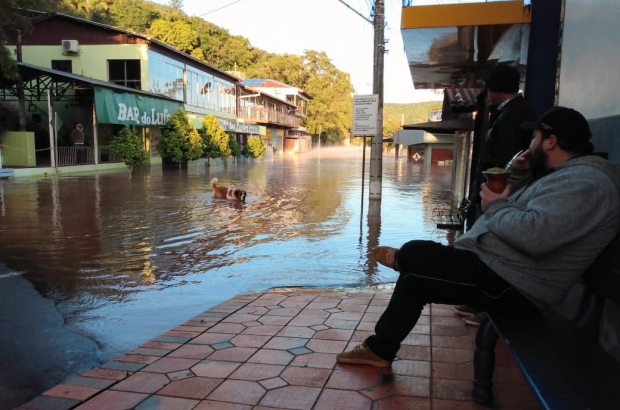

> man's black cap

[
  {"left": 521, "top": 106, "right": 592, "bottom": 146},
  {"left": 485, "top": 65, "right": 520, "bottom": 93}
]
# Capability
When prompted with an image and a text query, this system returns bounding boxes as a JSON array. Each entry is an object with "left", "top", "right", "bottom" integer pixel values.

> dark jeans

[
  {"left": 365, "top": 240, "right": 540, "bottom": 361},
  {"left": 75, "top": 144, "right": 85, "bottom": 164}
]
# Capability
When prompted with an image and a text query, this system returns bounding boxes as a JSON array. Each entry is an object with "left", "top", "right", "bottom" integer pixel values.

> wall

[
  {"left": 11, "top": 44, "right": 149, "bottom": 88},
  {"left": 558, "top": 0, "right": 620, "bottom": 160},
  {"left": 0, "top": 132, "right": 36, "bottom": 167}
]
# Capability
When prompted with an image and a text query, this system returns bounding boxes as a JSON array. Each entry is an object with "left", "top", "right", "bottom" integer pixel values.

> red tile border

[{"left": 19, "top": 292, "right": 539, "bottom": 410}]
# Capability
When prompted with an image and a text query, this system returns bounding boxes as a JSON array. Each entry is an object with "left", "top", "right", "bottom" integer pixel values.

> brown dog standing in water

[{"left": 210, "top": 178, "right": 247, "bottom": 202}]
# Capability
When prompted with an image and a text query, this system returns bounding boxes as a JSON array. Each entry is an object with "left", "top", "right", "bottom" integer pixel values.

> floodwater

[{"left": 0, "top": 147, "right": 457, "bottom": 360}]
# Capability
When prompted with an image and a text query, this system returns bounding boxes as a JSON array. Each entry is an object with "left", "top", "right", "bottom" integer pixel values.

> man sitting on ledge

[{"left": 337, "top": 107, "right": 620, "bottom": 368}]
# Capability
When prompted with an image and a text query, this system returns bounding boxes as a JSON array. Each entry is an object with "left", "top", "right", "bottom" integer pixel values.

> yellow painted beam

[{"left": 402, "top": 1, "right": 531, "bottom": 29}]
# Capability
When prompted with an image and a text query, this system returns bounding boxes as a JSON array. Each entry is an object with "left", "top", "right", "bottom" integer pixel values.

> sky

[{"left": 151, "top": 0, "right": 445, "bottom": 104}]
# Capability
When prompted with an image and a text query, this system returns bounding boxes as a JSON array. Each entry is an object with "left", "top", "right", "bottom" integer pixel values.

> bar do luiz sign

[{"left": 94, "top": 87, "right": 182, "bottom": 126}]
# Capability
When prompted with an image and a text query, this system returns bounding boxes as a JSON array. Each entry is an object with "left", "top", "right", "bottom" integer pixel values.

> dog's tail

[{"left": 210, "top": 178, "right": 218, "bottom": 189}]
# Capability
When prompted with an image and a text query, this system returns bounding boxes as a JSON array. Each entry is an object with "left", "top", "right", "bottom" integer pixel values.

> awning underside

[{"left": 401, "top": 1, "right": 531, "bottom": 89}]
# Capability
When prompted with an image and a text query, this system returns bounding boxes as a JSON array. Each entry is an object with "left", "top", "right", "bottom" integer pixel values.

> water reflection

[{"left": 0, "top": 149, "right": 457, "bottom": 356}]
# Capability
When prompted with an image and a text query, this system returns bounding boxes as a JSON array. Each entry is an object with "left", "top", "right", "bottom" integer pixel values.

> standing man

[
  {"left": 71, "top": 123, "right": 85, "bottom": 164},
  {"left": 337, "top": 107, "right": 620, "bottom": 369},
  {"left": 469, "top": 65, "right": 537, "bottom": 221}
]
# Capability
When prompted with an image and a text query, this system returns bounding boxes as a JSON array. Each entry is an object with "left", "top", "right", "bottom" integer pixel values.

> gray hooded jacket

[{"left": 455, "top": 155, "right": 620, "bottom": 308}]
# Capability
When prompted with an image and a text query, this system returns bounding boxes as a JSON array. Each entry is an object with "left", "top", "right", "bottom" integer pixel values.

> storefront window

[
  {"left": 109, "top": 60, "right": 141, "bottom": 89},
  {"left": 148, "top": 50, "right": 236, "bottom": 114},
  {"left": 187, "top": 66, "right": 236, "bottom": 115},
  {"left": 148, "top": 51, "right": 184, "bottom": 101}
]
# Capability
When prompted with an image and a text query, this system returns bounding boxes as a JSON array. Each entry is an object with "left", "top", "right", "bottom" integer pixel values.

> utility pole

[
  {"left": 336, "top": 0, "right": 384, "bottom": 201},
  {"left": 369, "top": 0, "right": 385, "bottom": 202}
]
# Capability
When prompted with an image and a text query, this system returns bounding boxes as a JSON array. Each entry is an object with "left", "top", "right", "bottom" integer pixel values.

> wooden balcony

[{"left": 239, "top": 106, "right": 300, "bottom": 128}]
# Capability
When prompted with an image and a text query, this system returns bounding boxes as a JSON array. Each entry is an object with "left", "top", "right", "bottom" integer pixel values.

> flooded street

[{"left": 0, "top": 148, "right": 457, "bottom": 407}]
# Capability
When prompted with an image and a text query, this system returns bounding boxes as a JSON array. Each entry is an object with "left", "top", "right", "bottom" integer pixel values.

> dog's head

[{"left": 235, "top": 189, "right": 247, "bottom": 202}]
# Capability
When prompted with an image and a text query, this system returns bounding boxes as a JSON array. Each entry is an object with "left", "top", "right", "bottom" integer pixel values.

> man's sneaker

[
  {"left": 372, "top": 247, "right": 398, "bottom": 269},
  {"left": 336, "top": 343, "right": 391, "bottom": 368},
  {"left": 452, "top": 305, "right": 479, "bottom": 316},
  {"left": 463, "top": 312, "right": 487, "bottom": 327}
]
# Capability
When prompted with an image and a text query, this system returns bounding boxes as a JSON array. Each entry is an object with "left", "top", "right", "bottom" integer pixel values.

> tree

[
  {"left": 383, "top": 114, "right": 402, "bottom": 149},
  {"left": 201, "top": 115, "right": 231, "bottom": 161},
  {"left": 61, "top": 0, "right": 113, "bottom": 24},
  {"left": 302, "top": 50, "right": 354, "bottom": 144},
  {"left": 242, "top": 136, "right": 266, "bottom": 160},
  {"left": 146, "top": 19, "right": 197, "bottom": 53},
  {"left": 189, "top": 17, "right": 262, "bottom": 71},
  {"left": 228, "top": 134, "right": 241, "bottom": 160},
  {"left": 157, "top": 108, "right": 202, "bottom": 164},
  {"left": 109, "top": 125, "right": 148, "bottom": 166},
  {"left": 169, "top": 0, "right": 183, "bottom": 11},
  {"left": 109, "top": 0, "right": 160, "bottom": 33},
  {"left": 248, "top": 53, "right": 307, "bottom": 88},
  {"left": 0, "top": 1, "right": 61, "bottom": 79}
]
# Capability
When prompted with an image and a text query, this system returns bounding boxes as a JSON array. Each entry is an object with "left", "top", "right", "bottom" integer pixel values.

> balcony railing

[
  {"left": 56, "top": 146, "right": 122, "bottom": 166},
  {"left": 239, "top": 106, "right": 300, "bottom": 128}
]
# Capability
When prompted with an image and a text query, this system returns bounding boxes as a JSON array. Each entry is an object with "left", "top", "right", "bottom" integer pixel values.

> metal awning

[
  {"left": 403, "top": 117, "right": 472, "bottom": 134},
  {"left": 401, "top": 0, "right": 531, "bottom": 89},
  {"left": 0, "top": 62, "right": 182, "bottom": 103}
]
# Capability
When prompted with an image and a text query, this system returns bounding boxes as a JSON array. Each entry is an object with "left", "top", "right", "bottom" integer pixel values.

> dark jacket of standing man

[
  {"left": 470, "top": 66, "right": 537, "bottom": 210},
  {"left": 71, "top": 123, "right": 85, "bottom": 145}
]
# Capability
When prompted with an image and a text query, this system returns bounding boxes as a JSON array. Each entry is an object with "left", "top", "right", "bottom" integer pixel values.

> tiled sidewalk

[{"left": 19, "top": 289, "right": 541, "bottom": 410}]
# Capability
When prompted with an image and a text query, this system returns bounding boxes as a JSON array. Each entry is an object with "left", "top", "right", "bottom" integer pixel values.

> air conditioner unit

[{"left": 61, "top": 40, "right": 80, "bottom": 54}]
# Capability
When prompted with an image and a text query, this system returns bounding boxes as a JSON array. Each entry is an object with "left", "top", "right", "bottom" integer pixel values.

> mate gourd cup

[{"left": 483, "top": 168, "right": 511, "bottom": 193}]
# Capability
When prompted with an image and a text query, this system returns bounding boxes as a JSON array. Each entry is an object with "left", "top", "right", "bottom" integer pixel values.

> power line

[
  {"left": 196, "top": 0, "right": 244, "bottom": 18},
  {"left": 335, "top": 0, "right": 373, "bottom": 24}
]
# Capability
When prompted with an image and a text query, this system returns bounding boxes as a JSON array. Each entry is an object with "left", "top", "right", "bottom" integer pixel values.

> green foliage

[
  {"left": 242, "top": 136, "right": 266, "bottom": 160},
  {"left": 109, "top": 126, "right": 148, "bottom": 166},
  {"left": 201, "top": 115, "right": 231, "bottom": 160},
  {"left": 109, "top": 0, "right": 159, "bottom": 33},
  {"left": 62, "top": 0, "right": 113, "bottom": 24},
  {"left": 157, "top": 108, "right": 202, "bottom": 163},
  {"left": 146, "top": 19, "right": 197, "bottom": 53},
  {"left": 168, "top": 0, "right": 183, "bottom": 11},
  {"left": 0, "top": 1, "right": 61, "bottom": 79},
  {"left": 383, "top": 101, "right": 443, "bottom": 125},
  {"left": 382, "top": 114, "right": 402, "bottom": 148},
  {"left": 228, "top": 134, "right": 241, "bottom": 158}
]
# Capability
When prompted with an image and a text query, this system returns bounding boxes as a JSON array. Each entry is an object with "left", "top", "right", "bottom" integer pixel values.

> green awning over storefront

[
  {"left": 218, "top": 118, "right": 265, "bottom": 136},
  {"left": 94, "top": 87, "right": 182, "bottom": 126}
]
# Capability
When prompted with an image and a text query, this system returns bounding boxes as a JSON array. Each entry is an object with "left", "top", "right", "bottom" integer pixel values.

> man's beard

[{"left": 530, "top": 145, "right": 548, "bottom": 178}]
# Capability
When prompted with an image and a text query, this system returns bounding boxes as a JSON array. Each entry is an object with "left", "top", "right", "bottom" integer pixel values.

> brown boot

[
  {"left": 371, "top": 246, "right": 398, "bottom": 268},
  {"left": 336, "top": 343, "right": 391, "bottom": 367}
]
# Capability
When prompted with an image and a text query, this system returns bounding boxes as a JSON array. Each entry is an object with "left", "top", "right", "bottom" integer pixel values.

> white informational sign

[{"left": 352, "top": 94, "right": 378, "bottom": 136}]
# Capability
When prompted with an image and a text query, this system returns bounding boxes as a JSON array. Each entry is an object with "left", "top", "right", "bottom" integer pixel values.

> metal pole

[
  {"left": 93, "top": 101, "right": 99, "bottom": 165},
  {"left": 361, "top": 136, "right": 367, "bottom": 213},
  {"left": 16, "top": 30, "right": 27, "bottom": 132},
  {"left": 369, "top": 0, "right": 385, "bottom": 202},
  {"left": 47, "top": 89, "right": 56, "bottom": 169}
]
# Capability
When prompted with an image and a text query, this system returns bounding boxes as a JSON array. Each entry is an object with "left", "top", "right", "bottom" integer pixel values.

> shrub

[
  {"left": 109, "top": 126, "right": 148, "bottom": 167},
  {"left": 242, "top": 135, "right": 266, "bottom": 160},
  {"left": 228, "top": 134, "right": 241, "bottom": 158},
  {"left": 201, "top": 115, "right": 231, "bottom": 161},
  {"left": 157, "top": 108, "right": 202, "bottom": 164}
]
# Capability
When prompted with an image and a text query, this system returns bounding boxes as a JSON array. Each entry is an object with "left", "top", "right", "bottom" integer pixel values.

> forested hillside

[
  {"left": 384, "top": 101, "right": 443, "bottom": 125},
  {"left": 1, "top": 0, "right": 440, "bottom": 144}
]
